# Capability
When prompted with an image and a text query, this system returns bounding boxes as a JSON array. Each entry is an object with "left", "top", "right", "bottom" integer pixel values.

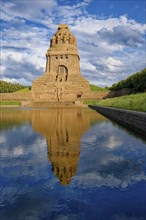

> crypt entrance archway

[{"left": 56, "top": 65, "right": 68, "bottom": 82}]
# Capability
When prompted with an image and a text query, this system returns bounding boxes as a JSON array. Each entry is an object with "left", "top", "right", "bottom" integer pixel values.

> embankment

[{"left": 89, "top": 105, "right": 146, "bottom": 136}]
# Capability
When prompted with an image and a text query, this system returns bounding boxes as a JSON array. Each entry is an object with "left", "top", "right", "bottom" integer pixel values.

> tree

[{"left": 109, "top": 68, "right": 146, "bottom": 93}]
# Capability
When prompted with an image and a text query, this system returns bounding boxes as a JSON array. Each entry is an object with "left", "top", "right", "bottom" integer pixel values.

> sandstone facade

[{"left": 31, "top": 24, "right": 90, "bottom": 102}]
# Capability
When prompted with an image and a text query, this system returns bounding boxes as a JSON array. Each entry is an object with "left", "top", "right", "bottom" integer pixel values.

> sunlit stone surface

[{"left": 32, "top": 24, "right": 90, "bottom": 102}]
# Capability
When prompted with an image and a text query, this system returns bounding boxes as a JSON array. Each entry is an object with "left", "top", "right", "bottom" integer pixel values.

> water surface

[{"left": 0, "top": 107, "right": 146, "bottom": 220}]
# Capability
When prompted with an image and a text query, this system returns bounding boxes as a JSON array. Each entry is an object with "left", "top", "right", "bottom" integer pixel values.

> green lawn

[
  {"left": 84, "top": 92, "right": 146, "bottom": 112},
  {"left": 14, "top": 88, "right": 30, "bottom": 93},
  {"left": 0, "top": 101, "right": 21, "bottom": 106},
  {"left": 89, "top": 84, "right": 108, "bottom": 91}
]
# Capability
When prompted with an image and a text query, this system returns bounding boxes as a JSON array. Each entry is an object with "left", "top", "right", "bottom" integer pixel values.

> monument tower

[{"left": 32, "top": 24, "right": 90, "bottom": 103}]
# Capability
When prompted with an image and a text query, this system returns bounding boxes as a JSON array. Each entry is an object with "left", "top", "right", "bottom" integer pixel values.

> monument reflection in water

[
  {"left": 1, "top": 107, "right": 105, "bottom": 186},
  {"left": 1, "top": 107, "right": 146, "bottom": 220},
  {"left": 31, "top": 107, "right": 105, "bottom": 185}
]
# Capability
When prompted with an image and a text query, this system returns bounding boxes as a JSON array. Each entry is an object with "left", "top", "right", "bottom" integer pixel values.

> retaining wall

[
  {"left": 1, "top": 92, "right": 33, "bottom": 101},
  {"left": 82, "top": 91, "right": 109, "bottom": 100},
  {"left": 106, "top": 88, "right": 131, "bottom": 98},
  {"left": 1, "top": 91, "right": 109, "bottom": 102},
  {"left": 89, "top": 105, "right": 146, "bottom": 136}
]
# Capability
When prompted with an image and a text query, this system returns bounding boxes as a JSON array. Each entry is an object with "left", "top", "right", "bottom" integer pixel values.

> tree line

[
  {"left": 0, "top": 80, "right": 31, "bottom": 93},
  {"left": 109, "top": 68, "right": 146, "bottom": 93}
]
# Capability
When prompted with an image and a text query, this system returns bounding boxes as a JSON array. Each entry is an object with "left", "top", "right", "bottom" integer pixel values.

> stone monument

[
  {"left": 1, "top": 24, "right": 108, "bottom": 105},
  {"left": 31, "top": 24, "right": 90, "bottom": 103}
]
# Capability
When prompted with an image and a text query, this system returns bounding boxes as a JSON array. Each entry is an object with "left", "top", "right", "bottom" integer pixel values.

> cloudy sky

[{"left": 1, "top": 0, "right": 146, "bottom": 87}]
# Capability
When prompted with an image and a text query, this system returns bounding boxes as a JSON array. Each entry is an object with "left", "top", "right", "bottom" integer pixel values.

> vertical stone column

[
  {"left": 48, "top": 55, "right": 51, "bottom": 73},
  {"left": 45, "top": 54, "right": 48, "bottom": 72}
]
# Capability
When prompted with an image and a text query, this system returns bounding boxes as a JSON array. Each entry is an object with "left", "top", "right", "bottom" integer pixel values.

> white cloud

[
  {"left": 0, "top": 134, "right": 7, "bottom": 144},
  {"left": 80, "top": 61, "right": 96, "bottom": 72},
  {"left": 1, "top": 77, "right": 31, "bottom": 85},
  {"left": 106, "top": 135, "right": 122, "bottom": 149},
  {"left": 1, "top": 0, "right": 146, "bottom": 86},
  {"left": 13, "top": 147, "right": 24, "bottom": 156},
  {"left": 74, "top": 171, "right": 146, "bottom": 189},
  {"left": 72, "top": 15, "right": 145, "bottom": 34},
  {"left": 1, "top": 0, "right": 57, "bottom": 21},
  {"left": 104, "top": 57, "right": 124, "bottom": 72},
  {"left": 106, "top": 57, "right": 124, "bottom": 67}
]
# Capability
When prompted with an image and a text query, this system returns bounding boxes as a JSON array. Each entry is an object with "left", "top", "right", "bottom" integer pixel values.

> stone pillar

[{"left": 45, "top": 54, "right": 48, "bottom": 72}]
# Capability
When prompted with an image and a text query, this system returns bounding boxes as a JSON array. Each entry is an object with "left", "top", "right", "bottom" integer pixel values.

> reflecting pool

[{"left": 0, "top": 107, "right": 146, "bottom": 220}]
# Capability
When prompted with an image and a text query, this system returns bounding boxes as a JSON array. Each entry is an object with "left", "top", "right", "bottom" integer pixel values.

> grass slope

[
  {"left": 90, "top": 84, "right": 108, "bottom": 91},
  {"left": 14, "top": 88, "right": 30, "bottom": 93},
  {"left": 84, "top": 92, "right": 146, "bottom": 112}
]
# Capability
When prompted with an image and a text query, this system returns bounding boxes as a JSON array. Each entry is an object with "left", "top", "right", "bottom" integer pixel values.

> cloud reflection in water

[{"left": 0, "top": 107, "right": 146, "bottom": 220}]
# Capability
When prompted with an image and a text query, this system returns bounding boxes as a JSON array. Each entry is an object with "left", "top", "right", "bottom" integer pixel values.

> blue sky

[{"left": 1, "top": 0, "right": 146, "bottom": 86}]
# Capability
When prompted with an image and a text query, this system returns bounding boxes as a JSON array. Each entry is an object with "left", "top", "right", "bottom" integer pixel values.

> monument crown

[
  {"left": 58, "top": 24, "right": 69, "bottom": 30},
  {"left": 50, "top": 24, "right": 76, "bottom": 48}
]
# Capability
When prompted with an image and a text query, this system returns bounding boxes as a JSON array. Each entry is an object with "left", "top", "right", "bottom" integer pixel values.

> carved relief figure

[
  {"left": 54, "top": 87, "right": 62, "bottom": 101},
  {"left": 51, "top": 36, "right": 56, "bottom": 46}
]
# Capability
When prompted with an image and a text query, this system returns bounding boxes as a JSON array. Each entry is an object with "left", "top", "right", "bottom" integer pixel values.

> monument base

[{"left": 21, "top": 101, "right": 84, "bottom": 107}]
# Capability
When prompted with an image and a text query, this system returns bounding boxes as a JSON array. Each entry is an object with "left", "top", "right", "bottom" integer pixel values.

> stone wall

[
  {"left": 82, "top": 91, "right": 109, "bottom": 100},
  {"left": 106, "top": 88, "right": 132, "bottom": 98},
  {"left": 89, "top": 105, "right": 146, "bottom": 136},
  {"left": 1, "top": 92, "right": 33, "bottom": 101},
  {"left": 1, "top": 91, "right": 109, "bottom": 104}
]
